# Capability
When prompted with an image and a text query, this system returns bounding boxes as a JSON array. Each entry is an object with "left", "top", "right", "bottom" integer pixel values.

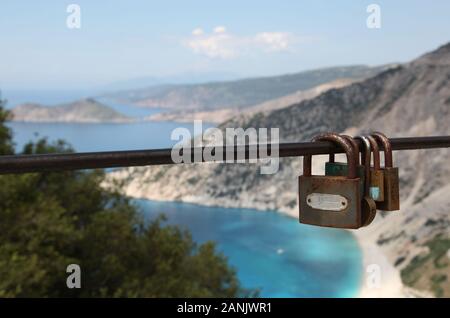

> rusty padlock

[
  {"left": 371, "top": 132, "right": 400, "bottom": 211},
  {"left": 354, "top": 136, "right": 377, "bottom": 227},
  {"left": 365, "top": 135, "right": 384, "bottom": 202},
  {"left": 299, "top": 133, "right": 363, "bottom": 229}
]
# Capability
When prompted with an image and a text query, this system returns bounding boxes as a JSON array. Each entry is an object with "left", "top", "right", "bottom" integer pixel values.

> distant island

[{"left": 11, "top": 98, "right": 133, "bottom": 123}]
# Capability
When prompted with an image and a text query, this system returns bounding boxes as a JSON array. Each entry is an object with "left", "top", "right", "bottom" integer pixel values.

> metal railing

[{"left": 0, "top": 136, "right": 449, "bottom": 174}]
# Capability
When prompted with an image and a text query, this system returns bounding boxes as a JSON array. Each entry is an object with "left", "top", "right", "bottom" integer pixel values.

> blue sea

[
  {"left": 138, "top": 200, "right": 362, "bottom": 297},
  {"left": 3, "top": 90, "right": 363, "bottom": 297},
  {"left": 4, "top": 91, "right": 213, "bottom": 152}
]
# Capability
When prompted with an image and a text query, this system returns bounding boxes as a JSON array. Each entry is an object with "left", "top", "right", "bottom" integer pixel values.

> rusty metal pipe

[{"left": 0, "top": 135, "right": 449, "bottom": 174}]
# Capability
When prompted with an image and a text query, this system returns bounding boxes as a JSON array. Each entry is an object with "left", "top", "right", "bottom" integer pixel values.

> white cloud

[
  {"left": 184, "top": 27, "right": 298, "bottom": 59},
  {"left": 254, "top": 32, "right": 292, "bottom": 51},
  {"left": 186, "top": 31, "right": 236, "bottom": 59},
  {"left": 192, "top": 28, "right": 204, "bottom": 36},
  {"left": 213, "top": 26, "right": 227, "bottom": 34}
]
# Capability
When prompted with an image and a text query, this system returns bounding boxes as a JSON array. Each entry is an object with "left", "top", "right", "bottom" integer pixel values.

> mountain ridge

[
  {"left": 106, "top": 65, "right": 391, "bottom": 114},
  {"left": 145, "top": 78, "right": 358, "bottom": 123}
]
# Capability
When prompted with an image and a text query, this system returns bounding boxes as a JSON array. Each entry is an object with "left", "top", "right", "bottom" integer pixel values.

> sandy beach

[
  {"left": 277, "top": 207, "right": 405, "bottom": 297},
  {"left": 353, "top": 231, "right": 404, "bottom": 297}
]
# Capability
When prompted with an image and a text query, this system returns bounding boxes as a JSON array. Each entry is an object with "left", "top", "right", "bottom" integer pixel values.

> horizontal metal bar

[{"left": 0, "top": 136, "right": 449, "bottom": 174}]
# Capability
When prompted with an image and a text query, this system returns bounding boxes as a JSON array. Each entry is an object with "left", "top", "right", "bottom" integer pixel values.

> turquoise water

[{"left": 137, "top": 200, "right": 362, "bottom": 297}]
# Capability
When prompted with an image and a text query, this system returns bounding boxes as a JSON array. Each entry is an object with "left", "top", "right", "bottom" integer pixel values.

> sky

[{"left": 0, "top": 0, "right": 449, "bottom": 90}]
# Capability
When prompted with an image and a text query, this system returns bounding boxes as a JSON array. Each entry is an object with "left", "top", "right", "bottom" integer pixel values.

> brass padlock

[
  {"left": 366, "top": 135, "right": 384, "bottom": 202},
  {"left": 371, "top": 132, "right": 400, "bottom": 211},
  {"left": 299, "top": 133, "right": 363, "bottom": 229},
  {"left": 355, "top": 136, "right": 377, "bottom": 227}
]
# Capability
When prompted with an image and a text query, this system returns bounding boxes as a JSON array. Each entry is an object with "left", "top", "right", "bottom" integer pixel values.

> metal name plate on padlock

[
  {"left": 299, "top": 133, "right": 363, "bottom": 229},
  {"left": 306, "top": 193, "right": 348, "bottom": 211},
  {"left": 372, "top": 132, "right": 400, "bottom": 211}
]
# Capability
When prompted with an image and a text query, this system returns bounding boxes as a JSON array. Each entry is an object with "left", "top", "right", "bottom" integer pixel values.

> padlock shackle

[
  {"left": 342, "top": 135, "right": 360, "bottom": 165},
  {"left": 303, "top": 133, "right": 357, "bottom": 179},
  {"left": 329, "top": 153, "right": 335, "bottom": 163},
  {"left": 366, "top": 135, "right": 381, "bottom": 169},
  {"left": 372, "top": 132, "right": 393, "bottom": 168},
  {"left": 355, "top": 136, "right": 371, "bottom": 194}
]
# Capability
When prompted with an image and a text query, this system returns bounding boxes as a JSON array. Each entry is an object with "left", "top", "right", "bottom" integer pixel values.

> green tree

[
  {"left": 0, "top": 96, "right": 13, "bottom": 155},
  {"left": 0, "top": 97, "right": 247, "bottom": 297}
]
